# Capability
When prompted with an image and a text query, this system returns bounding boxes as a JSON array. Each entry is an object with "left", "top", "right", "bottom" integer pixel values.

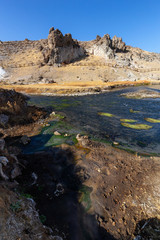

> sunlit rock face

[{"left": 85, "top": 33, "right": 126, "bottom": 59}]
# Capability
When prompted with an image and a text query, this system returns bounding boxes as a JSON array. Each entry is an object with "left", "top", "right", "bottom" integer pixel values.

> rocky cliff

[{"left": 82, "top": 34, "right": 126, "bottom": 59}]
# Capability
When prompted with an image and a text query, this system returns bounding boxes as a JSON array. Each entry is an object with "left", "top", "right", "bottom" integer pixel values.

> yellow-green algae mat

[
  {"left": 121, "top": 122, "right": 152, "bottom": 130},
  {"left": 98, "top": 112, "right": 115, "bottom": 117},
  {"left": 145, "top": 118, "right": 160, "bottom": 123},
  {"left": 130, "top": 109, "right": 140, "bottom": 113},
  {"left": 120, "top": 119, "right": 137, "bottom": 123}
]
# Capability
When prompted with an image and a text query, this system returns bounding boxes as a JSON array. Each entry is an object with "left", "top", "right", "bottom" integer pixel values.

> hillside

[{"left": 0, "top": 27, "right": 160, "bottom": 95}]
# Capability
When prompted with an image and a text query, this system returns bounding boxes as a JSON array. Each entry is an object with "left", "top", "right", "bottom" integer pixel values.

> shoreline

[{"left": 0, "top": 79, "right": 151, "bottom": 96}]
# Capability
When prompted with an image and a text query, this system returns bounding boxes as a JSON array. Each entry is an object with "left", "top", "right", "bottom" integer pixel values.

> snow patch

[{"left": 0, "top": 67, "right": 6, "bottom": 79}]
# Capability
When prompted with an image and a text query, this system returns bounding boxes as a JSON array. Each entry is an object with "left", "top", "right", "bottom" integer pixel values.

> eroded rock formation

[
  {"left": 84, "top": 33, "right": 126, "bottom": 59},
  {"left": 44, "top": 27, "right": 85, "bottom": 65}
]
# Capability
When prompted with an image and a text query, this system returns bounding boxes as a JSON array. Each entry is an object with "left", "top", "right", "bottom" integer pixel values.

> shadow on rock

[
  {"left": 134, "top": 217, "right": 160, "bottom": 240},
  {"left": 17, "top": 137, "right": 117, "bottom": 240}
]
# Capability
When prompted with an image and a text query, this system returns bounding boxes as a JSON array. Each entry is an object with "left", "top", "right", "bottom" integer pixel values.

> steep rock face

[
  {"left": 84, "top": 34, "right": 126, "bottom": 59},
  {"left": 43, "top": 27, "right": 85, "bottom": 65}
]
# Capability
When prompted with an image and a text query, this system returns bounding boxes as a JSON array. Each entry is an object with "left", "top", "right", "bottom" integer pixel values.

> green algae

[
  {"left": 79, "top": 185, "right": 92, "bottom": 212},
  {"left": 42, "top": 120, "right": 72, "bottom": 135},
  {"left": 91, "top": 137, "right": 112, "bottom": 146},
  {"left": 42, "top": 118, "right": 80, "bottom": 147},
  {"left": 51, "top": 101, "right": 81, "bottom": 111},
  {"left": 53, "top": 114, "right": 65, "bottom": 119},
  {"left": 120, "top": 119, "right": 137, "bottom": 123},
  {"left": 51, "top": 103, "right": 70, "bottom": 110},
  {"left": 130, "top": 109, "right": 140, "bottom": 113},
  {"left": 121, "top": 122, "right": 152, "bottom": 130},
  {"left": 145, "top": 118, "right": 160, "bottom": 123},
  {"left": 98, "top": 112, "right": 115, "bottom": 117},
  {"left": 45, "top": 135, "right": 69, "bottom": 147}
]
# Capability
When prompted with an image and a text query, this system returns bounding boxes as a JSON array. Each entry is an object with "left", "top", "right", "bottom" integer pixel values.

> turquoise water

[{"left": 27, "top": 86, "right": 160, "bottom": 155}]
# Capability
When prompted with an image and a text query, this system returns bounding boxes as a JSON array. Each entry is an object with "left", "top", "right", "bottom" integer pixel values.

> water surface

[{"left": 28, "top": 86, "right": 160, "bottom": 155}]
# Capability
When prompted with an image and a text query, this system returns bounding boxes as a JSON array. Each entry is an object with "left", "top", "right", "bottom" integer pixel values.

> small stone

[{"left": 54, "top": 131, "right": 61, "bottom": 136}]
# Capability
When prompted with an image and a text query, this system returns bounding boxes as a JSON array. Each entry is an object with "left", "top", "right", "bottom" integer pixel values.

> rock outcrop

[
  {"left": 84, "top": 34, "right": 126, "bottom": 59},
  {"left": 0, "top": 89, "right": 47, "bottom": 127},
  {"left": 43, "top": 27, "right": 85, "bottom": 65}
]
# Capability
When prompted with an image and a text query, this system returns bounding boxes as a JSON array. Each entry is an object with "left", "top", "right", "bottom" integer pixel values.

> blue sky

[{"left": 0, "top": 0, "right": 160, "bottom": 52}]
